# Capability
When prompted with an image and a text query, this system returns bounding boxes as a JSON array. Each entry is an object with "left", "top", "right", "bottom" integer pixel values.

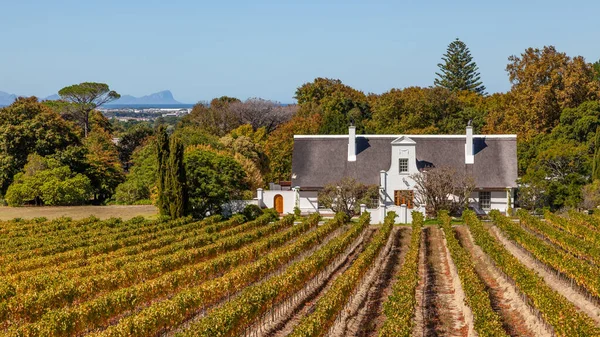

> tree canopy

[{"left": 58, "top": 82, "right": 120, "bottom": 137}]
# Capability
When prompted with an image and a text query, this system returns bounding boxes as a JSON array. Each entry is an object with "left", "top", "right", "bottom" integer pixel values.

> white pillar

[
  {"left": 379, "top": 170, "right": 387, "bottom": 205},
  {"left": 360, "top": 204, "right": 367, "bottom": 214},
  {"left": 256, "top": 188, "right": 264, "bottom": 208},
  {"left": 401, "top": 204, "right": 408, "bottom": 224},
  {"left": 379, "top": 204, "right": 387, "bottom": 223},
  {"left": 293, "top": 186, "right": 300, "bottom": 210}
]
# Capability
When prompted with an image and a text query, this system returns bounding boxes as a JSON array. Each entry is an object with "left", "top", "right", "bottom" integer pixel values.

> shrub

[{"left": 241, "top": 204, "right": 263, "bottom": 221}]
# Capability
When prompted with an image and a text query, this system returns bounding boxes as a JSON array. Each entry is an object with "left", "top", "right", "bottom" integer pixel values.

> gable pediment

[{"left": 391, "top": 136, "right": 416, "bottom": 145}]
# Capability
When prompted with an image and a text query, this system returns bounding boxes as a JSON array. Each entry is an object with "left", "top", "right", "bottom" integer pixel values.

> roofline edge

[{"left": 294, "top": 134, "right": 517, "bottom": 139}]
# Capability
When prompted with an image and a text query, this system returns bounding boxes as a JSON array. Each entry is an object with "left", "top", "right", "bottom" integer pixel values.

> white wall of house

[
  {"left": 381, "top": 136, "right": 419, "bottom": 205},
  {"left": 298, "top": 191, "right": 319, "bottom": 213},
  {"left": 469, "top": 189, "right": 514, "bottom": 214},
  {"left": 259, "top": 189, "right": 319, "bottom": 214},
  {"left": 260, "top": 190, "right": 296, "bottom": 214}
]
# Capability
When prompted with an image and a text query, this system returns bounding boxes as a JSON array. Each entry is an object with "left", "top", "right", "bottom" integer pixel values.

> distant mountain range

[
  {"left": 0, "top": 91, "right": 17, "bottom": 106},
  {"left": 108, "top": 90, "right": 181, "bottom": 105},
  {"left": 0, "top": 90, "right": 183, "bottom": 106}
]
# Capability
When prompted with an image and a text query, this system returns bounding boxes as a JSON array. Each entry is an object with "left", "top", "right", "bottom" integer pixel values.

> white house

[{"left": 258, "top": 124, "right": 518, "bottom": 224}]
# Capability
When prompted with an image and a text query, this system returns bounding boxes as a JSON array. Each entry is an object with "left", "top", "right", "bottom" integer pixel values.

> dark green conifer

[
  {"left": 593, "top": 126, "right": 600, "bottom": 180},
  {"left": 435, "top": 38, "right": 486, "bottom": 95},
  {"left": 155, "top": 125, "right": 170, "bottom": 216},
  {"left": 166, "top": 137, "right": 188, "bottom": 218}
]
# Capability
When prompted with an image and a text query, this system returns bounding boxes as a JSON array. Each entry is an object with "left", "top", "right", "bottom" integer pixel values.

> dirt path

[
  {"left": 419, "top": 226, "right": 473, "bottom": 337},
  {"left": 455, "top": 226, "right": 554, "bottom": 337},
  {"left": 489, "top": 225, "right": 600, "bottom": 326},
  {"left": 244, "top": 228, "right": 377, "bottom": 337},
  {"left": 328, "top": 227, "right": 411, "bottom": 337},
  {"left": 0, "top": 205, "right": 157, "bottom": 220}
]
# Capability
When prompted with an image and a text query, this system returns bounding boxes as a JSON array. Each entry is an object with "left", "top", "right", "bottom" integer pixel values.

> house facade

[{"left": 258, "top": 125, "right": 518, "bottom": 224}]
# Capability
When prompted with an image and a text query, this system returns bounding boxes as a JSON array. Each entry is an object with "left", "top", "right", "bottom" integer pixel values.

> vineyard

[{"left": 1, "top": 209, "right": 600, "bottom": 337}]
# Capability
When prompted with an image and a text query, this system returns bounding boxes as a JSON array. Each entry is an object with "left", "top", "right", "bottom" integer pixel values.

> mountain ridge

[{"left": 0, "top": 90, "right": 183, "bottom": 106}]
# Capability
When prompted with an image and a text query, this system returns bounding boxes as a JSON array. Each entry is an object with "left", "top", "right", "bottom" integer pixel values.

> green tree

[
  {"left": 5, "top": 154, "right": 92, "bottom": 206},
  {"left": 165, "top": 137, "right": 188, "bottom": 218},
  {"left": 115, "top": 139, "right": 157, "bottom": 204},
  {"left": 185, "top": 148, "right": 248, "bottom": 218},
  {"left": 593, "top": 59, "right": 600, "bottom": 82},
  {"left": 117, "top": 124, "right": 153, "bottom": 169},
  {"left": 58, "top": 82, "right": 120, "bottom": 137},
  {"left": 294, "top": 78, "right": 370, "bottom": 134},
  {"left": 155, "top": 125, "right": 170, "bottom": 215},
  {"left": 0, "top": 97, "right": 79, "bottom": 194},
  {"left": 593, "top": 126, "right": 600, "bottom": 181},
  {"left": 435, "top": 38, "right": 486, "bottom": 95}
]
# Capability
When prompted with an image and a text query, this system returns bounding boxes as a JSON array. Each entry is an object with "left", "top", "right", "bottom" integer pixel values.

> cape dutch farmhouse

[{"left": 258, "top": 124, "right": 517, "bottom": 224}]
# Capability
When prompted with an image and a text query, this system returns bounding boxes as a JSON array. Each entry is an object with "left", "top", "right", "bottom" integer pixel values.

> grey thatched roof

[{"left": 291, "top": 135, "right": 518, "bottom": 189}]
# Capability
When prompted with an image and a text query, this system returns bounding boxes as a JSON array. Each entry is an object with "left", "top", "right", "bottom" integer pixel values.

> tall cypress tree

[
  {"left": 166, "top": 137, "right": 188, "bottom": 218},
  {"left": 155, "top": 125, "right": 170, "bottom": 216},
  {"left": 435, "top": 38, "right": 486, "bottom": 95},
  {"left": 593, "top": 126, "right": 600, "bottom": 181}
]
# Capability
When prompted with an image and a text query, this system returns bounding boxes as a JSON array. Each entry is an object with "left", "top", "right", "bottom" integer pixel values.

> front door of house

[
  {"left": 274, "top": 194, "right": 283, "bottom": 213},
  {"left": 394, "top": 190, "right": 414, "bottom": 208}
]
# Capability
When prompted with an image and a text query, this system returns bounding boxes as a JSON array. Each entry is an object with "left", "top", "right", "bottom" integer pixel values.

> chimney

[
  {"left": 465, "top": 122, "right": 474, "bottom": 164},
  {"left": 348, "top": 125, "right": 356, "bottom": 161}
]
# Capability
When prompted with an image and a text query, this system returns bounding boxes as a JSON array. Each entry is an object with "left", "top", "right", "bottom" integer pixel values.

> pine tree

[
  {"left": 155, "top": 125, "right": 170, "bottom": 216},
  {"left": 435, "top": 38, "right": 486, "bottom": 95},
  {"left": 593, "top": 126, "right": 600, "bottom": 181},
  {"left": 166, "top": 137, "right": 188, "bottom": 218}
]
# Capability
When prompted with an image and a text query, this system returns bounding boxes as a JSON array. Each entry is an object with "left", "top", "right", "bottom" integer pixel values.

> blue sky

[{"left": 1, "top": 0, "right": 599, "bottom": 103}]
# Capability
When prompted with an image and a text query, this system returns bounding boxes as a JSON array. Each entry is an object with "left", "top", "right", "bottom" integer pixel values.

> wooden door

[
  {"left": 394, "top": 190, "right": 414, "bottom": 208},
  {"left": 274, "top": 194, "right": 284, "bottom": 213}
]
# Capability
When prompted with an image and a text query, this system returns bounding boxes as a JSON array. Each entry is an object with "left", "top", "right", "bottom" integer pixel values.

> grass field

[{"left": 0, "top": 205, "right": 157, "bottom": 221}]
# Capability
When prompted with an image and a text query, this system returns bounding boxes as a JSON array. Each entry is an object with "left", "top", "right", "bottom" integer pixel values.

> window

[
  {"left": 479, "top": 191, "right": 491, "bottom": 210},
  {"left": 399, "top": 158, "right": 408, "bottom": 173},
  {"left": 394, "top": 190, "right": 414, "bottom": 209}
]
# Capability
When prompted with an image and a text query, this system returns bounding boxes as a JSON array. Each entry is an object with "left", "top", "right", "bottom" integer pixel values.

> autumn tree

[
  {"left": 435, "top": 38, "right": 486, "bottom": 95},
  {"left": 485, "top": 46, "right": 600, "bottom": 140},
  {"left": 411, "top": 166, "right": 475, "bottom": 217},
  {"left": 318, "top": 177, "right": 379, "bottom": 216},
  {"left": 264, "top": 114, "right": 321, "bottom": 183},
  {"left": 227, "top": 98, "right": 297, "bottom": 132},
  {"left": 58, "top": 82, "right": 120, "bottom": 137},
  {"left": 84, "top": 129, "right": 124, "bottom": 202},
  {"left": 366, "top": 86, "right": 483, "bottom": 134},
  {"left": 179, "top": 96, "right": 241, "bottom": 136}
]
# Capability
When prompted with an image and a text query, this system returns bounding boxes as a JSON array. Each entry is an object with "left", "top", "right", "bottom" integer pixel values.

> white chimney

[
  {"left": 348, "top": 125, "right": 356, "bottom": 161},
  {"left": 465, "top": 124, "right": 474, "bottom": 164}
]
